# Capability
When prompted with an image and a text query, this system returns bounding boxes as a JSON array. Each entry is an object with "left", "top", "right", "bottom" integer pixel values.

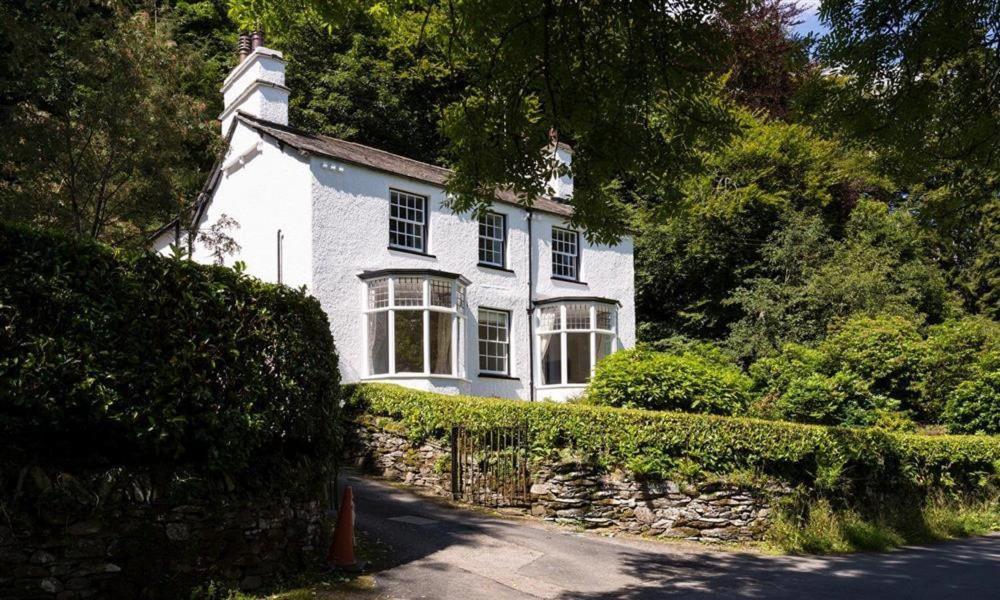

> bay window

[
  {"left": 537, "top": 300, "right": 617, "bottom": 387},
  {"left": 361, "top": 271, "right": 467, "bottom": 377}
]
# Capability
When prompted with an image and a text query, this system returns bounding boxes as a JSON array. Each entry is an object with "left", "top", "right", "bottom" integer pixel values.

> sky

[{"left": 793, "top": 0, "right": 829, "bottom": 37}]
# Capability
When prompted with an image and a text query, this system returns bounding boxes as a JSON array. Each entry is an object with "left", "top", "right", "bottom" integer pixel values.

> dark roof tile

[{"left": 237, "top": 113, "right": 574, "bottom": 218}]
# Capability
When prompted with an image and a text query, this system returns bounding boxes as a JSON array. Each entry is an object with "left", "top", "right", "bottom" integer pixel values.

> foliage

[
  {"left": 716, "top": 0, "right": 812, "bottom": 119},
  {"left": 749, "top": 315, "right": 1000, "bottom": 428},
  {"left": 278, "top": 8, "right": 464, "bottom": 165},
  {"left": 727, "top": 200, "right": 955, "bottom": 359},
  {"left": 0, "top": 224, "right": 340, "bottom": 493},
  {"left": 945, "top": 367, "right": 1000, "bottom": 436},
  {"left": 0, "top": 3, "right": 218, "bottom": 246},
  {"left": 347, "top": 383, "right": 1000, "bottom": 499},
  {"left": 635, "top": 113, "right": 888, "bottom": 342},
  {"left": 586, "top": 348, "right": 751, "bottom": 416},
  {"left": 817, "top": 0, "right": 1000, "bottom": 177},
  {"left": 917, "top": 317, "right": 1000, "bottom": 419},
  {"left": 230, "top": 0, "right": 744, "bottom": 244}
]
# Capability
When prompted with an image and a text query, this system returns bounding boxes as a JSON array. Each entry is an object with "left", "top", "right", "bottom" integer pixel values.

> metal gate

[{"left": 450, "top": 425, "right": 531, "bottom": 507}]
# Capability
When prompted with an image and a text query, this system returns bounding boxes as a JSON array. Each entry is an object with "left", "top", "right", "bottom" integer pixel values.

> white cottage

[{"left": 153, "top": 41, "right": 635, "bottom": 402}]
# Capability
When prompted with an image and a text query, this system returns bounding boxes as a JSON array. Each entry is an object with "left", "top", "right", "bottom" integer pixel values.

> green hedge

[
  {"left": 0, "top": 224, "right": 340, "bottom": 493},
  {"left": 346, "top": 383, "right": 1000, "bottom": 497},
  {"left": 586, "top": 347, "right": 751, "bottom": 415}
]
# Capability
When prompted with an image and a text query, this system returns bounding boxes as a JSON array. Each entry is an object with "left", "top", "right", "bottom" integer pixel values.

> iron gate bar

[{"left": 450, "top": 424, "right": 531, "bottom": 508}]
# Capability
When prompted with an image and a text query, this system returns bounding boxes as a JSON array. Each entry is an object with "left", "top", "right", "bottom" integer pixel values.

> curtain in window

[
  {"left": 429, "top": 312, "right": 453, "bottom": 375},
  {"left": 540, "top": 333, "right": 561, "bottom": 385}
]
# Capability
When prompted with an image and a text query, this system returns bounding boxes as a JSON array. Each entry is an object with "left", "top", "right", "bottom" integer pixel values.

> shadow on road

[{"left": 342, "top": 474, "right": 1000, "bottom": 600}]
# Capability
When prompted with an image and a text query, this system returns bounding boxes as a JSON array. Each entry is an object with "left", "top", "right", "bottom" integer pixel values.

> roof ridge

[{"left": 236, "top": 112, "right": 453, "bottom": 175}]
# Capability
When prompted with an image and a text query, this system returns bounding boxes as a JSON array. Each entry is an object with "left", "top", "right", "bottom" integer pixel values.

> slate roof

[{"left": 236, "top": 113, "right": 574, "bottom": 218}]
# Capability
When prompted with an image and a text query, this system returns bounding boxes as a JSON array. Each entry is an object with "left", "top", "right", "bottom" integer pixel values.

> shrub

[
  {"left": 586, "top": 348, "right": 751, "bottom": 415},
  {"left": 944, "top": 368, "right": 1000, "bottom": 435},
  {"left": 917, "top": 317, "right": 1000, "bottom": 420},
  {"left": 748, "top": 315, "right": 929, "bottom": 427},
  {"left": 0, "top": 224, "right": 340, "bottom": 494},
  {"left": 346, "top": 383, "right": 1000, "bottom": 497},
  {"left": 821, "top": 314, "right": 924, "bottom": 408}
]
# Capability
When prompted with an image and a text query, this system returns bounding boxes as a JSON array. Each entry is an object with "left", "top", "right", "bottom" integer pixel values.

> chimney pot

[
  {"left": 237, "top": 33, "right": 251, "bottom": 62},
  {"left": 251, "top": 30, "right": 265, "bottom": 49}
]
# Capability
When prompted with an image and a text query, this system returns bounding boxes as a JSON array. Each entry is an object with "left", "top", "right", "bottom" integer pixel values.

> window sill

[
  {"left": 361, "top": 374, "right": 469, "bottom": 383},
  {"left": 478, "top": 262, "right": 515, "bottom": 274},
  {"left": 551, "top": 276, "right": 588, "bottom": 285},
  {"left": 388, "top": 246, "right": 437, "bottom": 259},
  {"left": 478, "top": 372, "right": 519, "bottom": 380},
  {"left": 536, "top": 383, "right": 588, "bottom": 390}
]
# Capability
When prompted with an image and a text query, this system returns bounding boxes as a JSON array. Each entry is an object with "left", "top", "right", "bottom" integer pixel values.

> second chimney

[{"left": 219, "top": 31, "right": 289, "bottom": 134}]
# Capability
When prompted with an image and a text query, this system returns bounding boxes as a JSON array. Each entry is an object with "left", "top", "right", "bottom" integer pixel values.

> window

[
  {"left": 363, "top": 274, "right": 466, "bottom": 377},
  {"left": 536, "top": 302, "right": 617, "bottom": 386},
  {"left": 389, "top": 190, "right": 427, "bottom": 252},
  {"left": 552, "top": 227, "right": 579, "bottom": 280},
  {"left": 479, "top": 212, "right": 506, "bottom": 267},
  {"left": 478, "top": 308, "right": 510, "bottom": 374}
]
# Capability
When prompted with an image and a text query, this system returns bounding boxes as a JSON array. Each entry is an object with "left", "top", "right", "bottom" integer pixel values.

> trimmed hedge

[
  {"left": 346, "top": 383, "right": 1000, "bottom": 497},
  {"left": 0, "top": 224, "right": 340, "bottom": 493}
]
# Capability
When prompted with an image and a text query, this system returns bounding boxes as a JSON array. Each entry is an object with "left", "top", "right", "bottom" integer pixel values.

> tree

[
  {"left": 727, "top": 199, "right": 957, "bottom": 358},
  {"left": 0, "top": 4, "right": 217, "bottom": 246},
  {"left": 278, "top": 9, "right": 465, "bottom": 164},
  {"left": 635, "top": 112, "right": 886, "bottom": 343},
  {"left": 817, "top": 0, "right": 1000, "bottom": 176},
  {"left": 717, "top": 0, "right": 813, "bottom": 118},
  {"left": 228, "top": 0, "right": 741, "bottom": 243}
]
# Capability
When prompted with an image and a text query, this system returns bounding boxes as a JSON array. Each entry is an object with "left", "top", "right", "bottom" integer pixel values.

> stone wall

[
  {"left": 344, "top": 421, "right": 453, "bottom": 497},
  {"left": 0, "top": 484, "right": 325, "bottom": 600},
  {"left": 529, "top": 462, "right": 773, "bottom": 542},
  {"left": 345, "top": 420, "right": 778, "bottom": 543}
]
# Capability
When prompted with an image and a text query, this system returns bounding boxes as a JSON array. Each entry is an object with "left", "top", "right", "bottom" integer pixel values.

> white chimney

[
  {"left": 546, "top": 135, "right": 574, "bottom": 199},
  {"left": 218, "top": 33, "right": 289, "bottom": 135}
]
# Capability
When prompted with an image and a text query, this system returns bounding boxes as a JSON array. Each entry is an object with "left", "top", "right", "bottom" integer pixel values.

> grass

[{"left": 767, "top": 496, "right": 1000, "bottom": 554}]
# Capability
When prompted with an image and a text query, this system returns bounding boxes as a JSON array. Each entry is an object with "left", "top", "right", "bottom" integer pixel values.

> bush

[
  {"left": 0, "top": 224, "right": 340, "bottom": 493},
  {"left": 821, "top": 314, "right": 924, "bottom": 408},
  {"left": 945, "top": 368, "right": 1000, "bottom": 435},
  {"left": 748, "top": 315, "right": 929, "bottom": 428},
  {"left": 585, "top": 348, "right": 751, "bottom": 415},
  {"left": 346, "top": 383, "right": 1000, "bottom": 497},
  {"left": 918, "top": 317, "right": 1000, "bottom": 420}
]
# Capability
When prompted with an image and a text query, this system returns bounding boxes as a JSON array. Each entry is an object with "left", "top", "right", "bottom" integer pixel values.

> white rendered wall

[
  {"left": 159, "top": 122, "right": 313, "bottom": 290},
  {"left": 309, "top": 157, "right": 635, "bottom": 401}
]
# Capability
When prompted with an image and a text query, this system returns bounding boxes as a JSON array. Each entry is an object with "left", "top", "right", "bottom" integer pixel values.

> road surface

[{"left": 346, "top": 475, "right": 1000, "bottom": 599}]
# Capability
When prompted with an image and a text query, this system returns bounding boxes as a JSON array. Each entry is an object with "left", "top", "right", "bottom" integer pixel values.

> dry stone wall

[
  {"left": 0, "top": 487, "right": 325, "bottom": 600},
  {"left": 345, "top": 420, "right": 779, "bottom": 543}
]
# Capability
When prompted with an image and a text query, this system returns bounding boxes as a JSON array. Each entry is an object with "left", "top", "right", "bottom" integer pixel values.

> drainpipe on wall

[{"left": 526, "top": 210, "right": 535, "bottom": 401}]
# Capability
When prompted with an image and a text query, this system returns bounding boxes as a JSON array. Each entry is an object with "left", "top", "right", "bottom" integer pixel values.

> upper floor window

[
  {"left": 552, "top": 227, "right": 579, "bottom": 280},
  {"left": 363, "top": 273, "right": 466, "bottom": 377},
  {"left": 478, "top": 308, "right": 510, "bottom": 374},
  {"left": 389, "top": 190, "right": 427, "bottom": 252},
  {"left": 478, "top": 212, "right": 506, "bottom": 268}
]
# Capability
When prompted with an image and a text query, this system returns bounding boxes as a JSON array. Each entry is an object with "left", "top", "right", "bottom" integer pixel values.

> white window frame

[
  {"left": 478, "top": 308, "right": 511, "bottom": 375},
  {"left": 535, "top": 302, "right": 617, "bottom": 388},
  {"left": 552, "top": 227, "right": 580, "bottom": 281},
  {"left": 362, "top": 274, "right": 466, "bottom": 379},
  {"left": 389, "top": 190, "right": 428, "bottom": 253},
  {"left": 478, "top": 211, "right": 506, "bottom": 268}
]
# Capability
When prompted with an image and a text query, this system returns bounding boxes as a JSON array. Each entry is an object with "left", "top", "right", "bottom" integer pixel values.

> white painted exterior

[{"left": 154, "top": 47, "right": 634, "bottom": 402}]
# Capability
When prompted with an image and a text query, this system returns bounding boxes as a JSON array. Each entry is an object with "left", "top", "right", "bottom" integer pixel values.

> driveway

[{"left": 346, "top": 475, "right": 1000, "bottom": 599}]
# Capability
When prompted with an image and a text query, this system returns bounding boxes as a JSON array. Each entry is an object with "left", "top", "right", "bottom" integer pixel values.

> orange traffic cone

[{"left": 327, "top": 486, "right": 364, "bottom": 572}]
